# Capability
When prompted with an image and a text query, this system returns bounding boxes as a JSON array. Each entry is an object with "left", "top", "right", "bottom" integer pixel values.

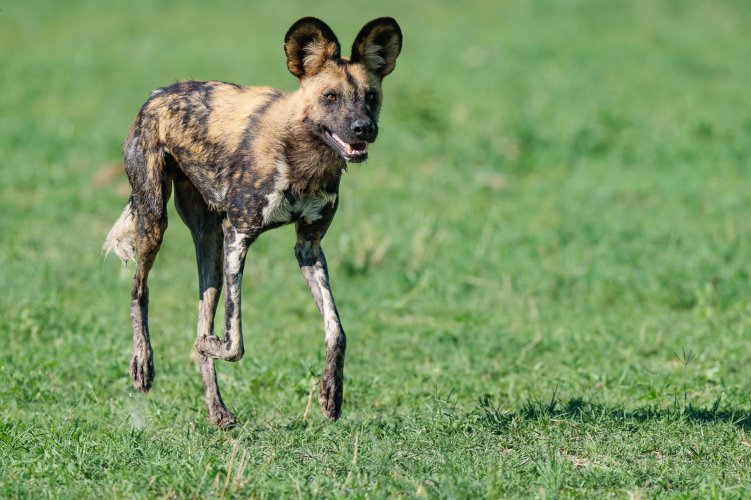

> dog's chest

[{"left": 262, "top": 189, "right": 337, "bottom": 226}]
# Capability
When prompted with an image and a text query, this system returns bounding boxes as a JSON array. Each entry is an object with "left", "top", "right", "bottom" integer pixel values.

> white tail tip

[{"left": 103, "top": 202, "right": 137, "bottom": 264}]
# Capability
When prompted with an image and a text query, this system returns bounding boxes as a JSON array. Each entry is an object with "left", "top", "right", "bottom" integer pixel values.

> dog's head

[{"left": 284, "top": 17, "right": 402, "bottom": 163}]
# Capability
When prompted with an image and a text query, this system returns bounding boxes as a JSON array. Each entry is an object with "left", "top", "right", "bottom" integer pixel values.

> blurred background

[{"left": 2, "top": 0, "right": 751, "bottom": 495}]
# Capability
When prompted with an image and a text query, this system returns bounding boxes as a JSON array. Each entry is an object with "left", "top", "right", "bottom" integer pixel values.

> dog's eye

[
  {"left": 366, "top": 91, "right": 378, "bottom": 103},
  {"left": 324, "top": 92, "right": 338, "bottom": 102}
]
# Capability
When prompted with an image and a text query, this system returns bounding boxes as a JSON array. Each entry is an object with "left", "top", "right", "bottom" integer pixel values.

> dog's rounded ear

[
  {"left": 284, "top": 17, "right": 341, "bottom": 79},
  {"left": 350, "top": 17, "right": 402, "bottom": 78}
]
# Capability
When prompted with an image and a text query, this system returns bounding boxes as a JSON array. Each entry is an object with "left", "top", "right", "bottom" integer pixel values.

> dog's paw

[
  {"left": 318, "top": 372, "right": 343, "bottom": 420},
  {"left": 207, "top": 402, "right": 238, "bottom": 430},
  {"left": 130, "top": 348, "right": 154, "bottom": 392}
]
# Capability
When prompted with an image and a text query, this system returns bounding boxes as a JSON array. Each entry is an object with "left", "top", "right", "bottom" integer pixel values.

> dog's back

[{"left": 124, "top": 81, "right": 284, "bottom": 213}]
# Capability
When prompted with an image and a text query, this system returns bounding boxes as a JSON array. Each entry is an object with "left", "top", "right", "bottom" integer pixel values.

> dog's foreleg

[
  {"left": 195, "top": 224, "right": 249, "bottom": 362},
  {"left": 295, "top": 236, "right": 346, "bottom": 420}
]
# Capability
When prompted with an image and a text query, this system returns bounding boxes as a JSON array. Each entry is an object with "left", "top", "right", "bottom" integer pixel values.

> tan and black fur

[{"left": 103, "top": 17, "right": 402, "bottom": 428}]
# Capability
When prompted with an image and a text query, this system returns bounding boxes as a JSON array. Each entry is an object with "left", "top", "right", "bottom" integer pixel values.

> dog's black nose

[{"left": 351, "top": 118, "right": 376, "bottom": 141}]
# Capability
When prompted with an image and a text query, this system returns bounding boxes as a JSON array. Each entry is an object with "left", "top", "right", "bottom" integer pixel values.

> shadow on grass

[{"left": 478, "top": 393, "right": 751, "bottom": 433}]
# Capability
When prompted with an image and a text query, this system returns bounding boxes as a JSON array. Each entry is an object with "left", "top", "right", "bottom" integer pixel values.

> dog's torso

[{"left": 127, "top": 80, "right": 344, "bottom": 236}]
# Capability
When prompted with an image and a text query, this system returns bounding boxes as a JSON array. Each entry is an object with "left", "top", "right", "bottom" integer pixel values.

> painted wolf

[{"left": 103, "top": 17, "right": 402, "bottom": 428}]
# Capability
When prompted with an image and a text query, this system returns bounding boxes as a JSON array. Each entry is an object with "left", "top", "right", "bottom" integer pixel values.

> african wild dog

[{"left": 103, "top": 17, "right": 402, "bottom": 429}]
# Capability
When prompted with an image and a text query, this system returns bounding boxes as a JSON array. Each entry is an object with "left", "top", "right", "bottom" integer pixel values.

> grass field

[{"left": 3, "top": 0, "right": 751, "bottom": 496}]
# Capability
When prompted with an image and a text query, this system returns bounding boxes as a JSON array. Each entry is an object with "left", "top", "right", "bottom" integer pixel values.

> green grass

[{"left": 3, "top": 0, "right": 751, "bottom": 496}]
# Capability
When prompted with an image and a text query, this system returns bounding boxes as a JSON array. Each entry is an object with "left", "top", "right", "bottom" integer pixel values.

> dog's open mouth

[{"left": 324, "top": 130, "right": 369, "bottom": 163}]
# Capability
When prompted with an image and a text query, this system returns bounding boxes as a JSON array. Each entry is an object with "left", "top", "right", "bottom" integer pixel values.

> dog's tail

[{"left": 103, "top": 200, "right": 137, "bottom": 264}]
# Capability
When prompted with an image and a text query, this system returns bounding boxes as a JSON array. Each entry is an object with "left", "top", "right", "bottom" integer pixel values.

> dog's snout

[{"left": 351, "top": 118, "right": 376, "bottom": 141}]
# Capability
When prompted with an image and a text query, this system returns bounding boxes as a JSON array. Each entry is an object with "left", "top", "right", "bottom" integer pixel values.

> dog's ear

[
  {"left": 284, "top": 17, "right": 341, "bottom": 79},
  {"left": 350, "top": 17, "right": 402, "bottom": 78}
]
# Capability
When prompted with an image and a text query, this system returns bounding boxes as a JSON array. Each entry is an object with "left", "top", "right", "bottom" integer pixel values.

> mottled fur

[{"left": 103, "top": 17, "right": 402, "bottom": 428}]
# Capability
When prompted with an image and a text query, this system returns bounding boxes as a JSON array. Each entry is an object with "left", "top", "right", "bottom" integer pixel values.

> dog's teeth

[{"left": 329, "top": 131, "right": 367, "bottom": 157}]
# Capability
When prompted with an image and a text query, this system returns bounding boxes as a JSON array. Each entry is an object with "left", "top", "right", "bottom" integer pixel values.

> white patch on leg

[
  {"left": 313, "top": 265, "right": 340, "bottom": 346},
  {"left": 225, "top": 229, "right": 249, "bottom": 275},
  {"left": 223, "top": 231, "right": 246, "bottom": 361}
]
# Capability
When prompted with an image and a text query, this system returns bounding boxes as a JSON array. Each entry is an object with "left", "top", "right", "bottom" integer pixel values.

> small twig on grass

[
  {"left": 232, "top": 449, "right": 249, "bottom": 490},
  {"left": 673, "top": 347, "right": 696, "bottom": 410},
  {"left": 220, "top": 440, "right": 241, "bottom": 498}
]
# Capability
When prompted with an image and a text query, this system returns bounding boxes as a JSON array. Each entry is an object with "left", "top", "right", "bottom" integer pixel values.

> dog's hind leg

[
  {"left": 129, "top": 208, "right": 170, "bottom": 392},
  {"left": 174, "top": 175, "right": 237, "bottom": 429},
  {"left": 129, "top": 229, "right": 163, "bottom": 392},
  {"left": 125, "top": 139, "right": 172, "bottom": 392},
  {"left": 103, "top": 199, "right": 160, "bottom": 392}
]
